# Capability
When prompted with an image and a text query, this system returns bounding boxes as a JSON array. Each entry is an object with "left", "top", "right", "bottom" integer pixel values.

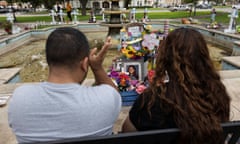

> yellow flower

[
  {"left": 120, "top": 27, "right": 126, "bottom": 32},
  {"left": 145, "top": 25, "right": 152, "bottom": 31}
]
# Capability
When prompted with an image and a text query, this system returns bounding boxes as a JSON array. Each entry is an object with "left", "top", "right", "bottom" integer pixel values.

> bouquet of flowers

[
  {"left": 107, "top": 67, "right": 157, "bottom": 94},
  {"left": 119, "top": 24, "right": 162, "bottom": 60},
  {"left": 206, "top": 21, "right": 220, "bottom": 29}
]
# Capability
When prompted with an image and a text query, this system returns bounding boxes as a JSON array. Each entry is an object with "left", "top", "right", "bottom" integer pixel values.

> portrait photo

[{"left": 124, "top": 62, "right": 143, "bottom": 81}]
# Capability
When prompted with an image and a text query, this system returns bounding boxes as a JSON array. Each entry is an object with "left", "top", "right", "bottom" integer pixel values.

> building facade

[{"left": 69, "top": 0, "right": 181, "bottom": 9}]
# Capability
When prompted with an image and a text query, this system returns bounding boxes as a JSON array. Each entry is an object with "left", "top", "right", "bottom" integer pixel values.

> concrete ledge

[
  {"left": 222, "top": 56, "right": 240, "bottom": 70},
  {"left": 187, "top": 24, "right": 240, "bottom": 52},
  {"left": 219, "top": 70, "right": 240, "bottom": 79},
  {"left": 0, "top": 68, "right": 21, "bottom": 84},
  {"left": 233, "top": 41, "right": 240, "bottom": 56}
]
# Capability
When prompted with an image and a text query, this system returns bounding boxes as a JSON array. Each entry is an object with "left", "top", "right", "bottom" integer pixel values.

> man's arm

[{"left": 89, "top": 37, "right": 118, "bottom": 91}]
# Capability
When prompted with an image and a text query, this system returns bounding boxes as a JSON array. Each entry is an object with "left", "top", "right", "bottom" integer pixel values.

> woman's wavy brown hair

[{"left": 141, "top": 28, "right": 230, "bottom": 144}]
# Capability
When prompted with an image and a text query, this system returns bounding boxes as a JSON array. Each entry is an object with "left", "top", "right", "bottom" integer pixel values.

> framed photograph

[
  {"left": 115, "top": 61, "right": 124, "bottom": 72},
  {"left": 126, "top": 23, "right": 144, "bottom": 38},
  {"left": 112, "top": 58, "right": 124, "bottom": 72},
  {"left": 123, "top": 61, "right": 143, "bottom": 81}
]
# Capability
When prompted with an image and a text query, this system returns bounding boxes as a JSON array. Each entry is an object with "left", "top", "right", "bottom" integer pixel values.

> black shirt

[{"left": 129, "top": 94, "right": 177, "bottom": 131}]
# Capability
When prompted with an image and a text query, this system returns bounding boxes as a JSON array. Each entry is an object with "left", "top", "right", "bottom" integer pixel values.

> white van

[{"left": 169, "top": 5, "right": 190, "bottom": 12}]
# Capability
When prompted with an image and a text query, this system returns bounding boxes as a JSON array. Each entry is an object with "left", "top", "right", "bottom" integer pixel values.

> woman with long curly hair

[{"left": 122, "top": 27, "right": 230, "bottom": 144}]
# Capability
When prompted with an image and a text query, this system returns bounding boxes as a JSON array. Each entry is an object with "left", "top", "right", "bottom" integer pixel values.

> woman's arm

[{"left": 122, "top": 116, "right": 138, "bottom": 132}]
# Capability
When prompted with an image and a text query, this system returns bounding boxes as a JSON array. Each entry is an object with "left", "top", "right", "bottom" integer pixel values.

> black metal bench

[{"left": 39, "top": 121, "right": 240, "bottom": 144}]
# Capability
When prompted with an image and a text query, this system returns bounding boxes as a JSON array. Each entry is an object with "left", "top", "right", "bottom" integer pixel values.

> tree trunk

[
  {"left": 79, "top": 0, "right": 88, "bottom": 16},
  {"left": 124, "top": 0, "right": 131, "bottom": 9},
  {"left": 193, "top": 2, "right": 197, "bottom": 17}
]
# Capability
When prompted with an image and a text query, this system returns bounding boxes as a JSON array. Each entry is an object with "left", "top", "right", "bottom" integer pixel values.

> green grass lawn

[
  {"left": 0, "top": 11, "right": 208, "bottom": 22},
  {"left": 0, "top": 15, "right": 96, "bottom": 23},
  {"left": 199, "top": 12, "right": 229, "bottom": 24},
  {"left": 0, "top": 10, "right": 238, "bottom": 25}
]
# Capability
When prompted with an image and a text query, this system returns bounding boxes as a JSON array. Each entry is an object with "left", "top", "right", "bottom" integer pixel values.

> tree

[
  {"left": 183, "top": 0, "right": 198, "bottom": 16},
  {"left": 21, "top": 0, "right": 65, "bottom": 11},
  {"left": 79, "top": 0, "right": 88, "bottom": 16},
  {"left": 78, "top": 0, "right": 131, "bottom": 16},
  {"left": 124, "top": 0, "right": 131, "bottom": 9},
  {"left": 21, "top": 0, "right": 44, "bottom": 11},
  {"left": 42, "top": 0, "right": 59, "bottom": 10}
]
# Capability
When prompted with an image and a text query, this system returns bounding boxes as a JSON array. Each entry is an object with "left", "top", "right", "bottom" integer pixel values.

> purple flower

[
  {"left": 109, "top": 70, "right": 119, "bottom": 79},
  {"left": 130, "top": 80, "right": 138, "bottom": 86}
]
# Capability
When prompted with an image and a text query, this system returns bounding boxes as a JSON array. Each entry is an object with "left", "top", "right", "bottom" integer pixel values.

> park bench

[{"left": 39, "top": 121, "right": 240, "bottom": 144}]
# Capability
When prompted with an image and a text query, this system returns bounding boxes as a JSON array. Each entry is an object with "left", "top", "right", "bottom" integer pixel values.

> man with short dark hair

[{"left": 8, "top": 27, "right": 121, "bottom": 143}]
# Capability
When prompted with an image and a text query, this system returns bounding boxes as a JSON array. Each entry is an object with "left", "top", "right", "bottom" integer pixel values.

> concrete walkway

[{"left": 1, "top": 69, "right": 240, "bottom": 144}]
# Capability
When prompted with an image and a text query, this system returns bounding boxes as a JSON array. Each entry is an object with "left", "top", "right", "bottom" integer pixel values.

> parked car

[
  {"left": 232, "top": 4, "right": 240, "bottom": 9},
  {"left": 0, "top": 7, "right": 11, "bottom": 13},
  {"left": 159, "top": 4, "right": 171, "bottom": 8},
  {"left": 196, "top": 4, "right": 212, "bottom": 9},
  {"left": 169, "top": 5, "right": 190, "bottom": 12}
]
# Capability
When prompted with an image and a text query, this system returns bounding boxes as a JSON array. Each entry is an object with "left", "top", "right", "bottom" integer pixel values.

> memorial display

[{"left": 108, "top": 22, "right": 170, "bottom": 105}]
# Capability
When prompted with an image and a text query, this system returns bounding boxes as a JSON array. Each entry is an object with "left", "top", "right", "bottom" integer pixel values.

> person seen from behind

[
  {"left": 211, "top": 8, "right": 216, "bottom": 23},
  {"left": 66, "top": 0, "right": 72, "bottom": 22},
  {"left": 55, "top": 2, "right": 61, "bottom": 22},
  {"left": 8, "top": 27, "right": 121, "bottom": 143},
  {"left": 122, "top": 27, "right": 230, "bottom": 144},
  {"left": 231, "top": 7, "right": 239, "bottom": 29}
]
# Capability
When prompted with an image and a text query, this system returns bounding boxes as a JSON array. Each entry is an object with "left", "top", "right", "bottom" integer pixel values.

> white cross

[
  {"left": 49, "top": 9, "right": 57, "bottom": 25},
  {"left": 58, "top": 9, "right": 66, "bottom": 24},
  {"left": 6, "top": 12, "right": 14, "bottom": 23},
  {"left": 224, "top": 8, "right": 239, "bottom": 33},
  {"left": 130, "top": 8, "right": 136, "bottom": 23},
  {"left": 71, "top": 9, "right": 80, "bottom": 24}
]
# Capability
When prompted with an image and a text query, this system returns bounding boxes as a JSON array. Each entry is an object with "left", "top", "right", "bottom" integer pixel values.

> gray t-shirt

[{"left": 8, "top": 82, "right": 121, "bottom": 143}]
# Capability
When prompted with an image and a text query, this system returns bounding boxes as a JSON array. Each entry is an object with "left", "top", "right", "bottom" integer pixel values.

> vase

[
  {"left": 4, "top": 28, "right": 12, "bottom": 34},
  {"left": 120, "top": 90, "right": 139, "bottom": 106}
]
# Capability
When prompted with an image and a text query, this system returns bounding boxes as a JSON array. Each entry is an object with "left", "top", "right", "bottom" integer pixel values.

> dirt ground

[{"left": 0, "top": 32, "right": 229, "bottom": 83}]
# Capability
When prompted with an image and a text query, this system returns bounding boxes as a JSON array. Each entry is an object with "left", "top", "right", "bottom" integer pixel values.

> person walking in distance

[
  {"left": 211, "top": 8, "right": 216, "bottom": 23},
  {"left": 66, "top": 0, "right": 72, "bottom": 23}
]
